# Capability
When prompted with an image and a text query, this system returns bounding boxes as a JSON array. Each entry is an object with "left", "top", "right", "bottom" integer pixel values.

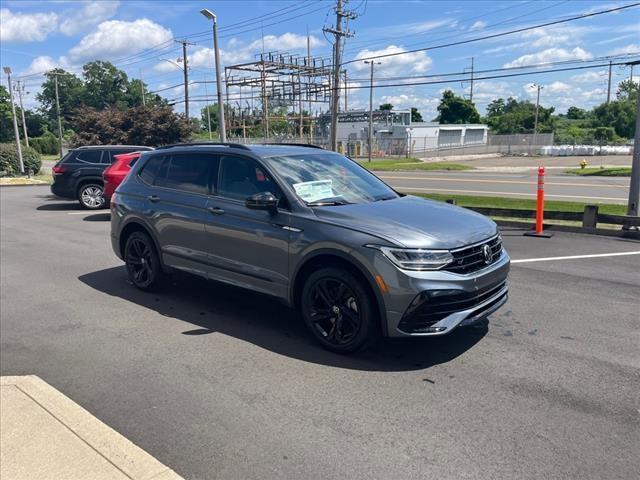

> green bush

[
  {"left": 30, "top": 132, "right": 59, "bottom": 155},
  {"left": 0, "top": 143, "right": 42, "bottom": 176}
]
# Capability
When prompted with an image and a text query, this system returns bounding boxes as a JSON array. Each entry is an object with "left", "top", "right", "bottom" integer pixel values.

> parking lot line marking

[
  {"left": 399, "top": 187, "right": 626, "bottom": 202},
  {"left": 511, "top": 251, "right": 640, "bottom": 264},
  {"left": 377, "top": 175, "right": 628, "bottom": 189},
  {"left": 67, "top": 212, "right": 93, "bottom": 215}
]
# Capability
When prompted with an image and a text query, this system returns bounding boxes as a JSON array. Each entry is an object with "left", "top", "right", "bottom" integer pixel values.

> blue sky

[{"left": 1, "top": 0, "right": 639, "bottom": 119}]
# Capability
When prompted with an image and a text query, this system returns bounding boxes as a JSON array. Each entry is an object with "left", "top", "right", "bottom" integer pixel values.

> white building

[{"left": 319, "top": 110, "right": 488, "bottom": 155}]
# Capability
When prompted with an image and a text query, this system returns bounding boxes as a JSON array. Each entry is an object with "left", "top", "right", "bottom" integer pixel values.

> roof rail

[
  {"left": 156, "top": 142, "right": 251, "bottom": 151},
  {"left": 261, "top": 143, "right": 325, "bottom": 149}
]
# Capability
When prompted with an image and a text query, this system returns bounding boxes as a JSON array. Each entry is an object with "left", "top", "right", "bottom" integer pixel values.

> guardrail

[{"left": 444, "top": 201, "right": 640, "bottom": 230}]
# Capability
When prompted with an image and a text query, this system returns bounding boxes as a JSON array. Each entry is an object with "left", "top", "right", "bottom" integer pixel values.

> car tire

[
  {"left": 78, "top": 183, "right": 106, "bottom": 210},
  {"left": 301, "top": 267, "right": 379, "bottom": 353},
  {"left": 124, "top": 231, "right": 165, "bottom": 291}
]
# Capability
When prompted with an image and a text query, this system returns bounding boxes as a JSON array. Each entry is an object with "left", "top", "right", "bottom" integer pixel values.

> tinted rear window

[
  {"left": 139, "top": 155, "right": 165, "bottom": 184},
  {"left": 75, "top": 150, "right": 102, "bottom": 164},
  {"left": 156, "top": 154, "right": 214, "bottom": 195}
]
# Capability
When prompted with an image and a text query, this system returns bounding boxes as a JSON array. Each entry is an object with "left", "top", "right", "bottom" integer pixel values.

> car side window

[
  {"left": 138, "top": 155, "right": 165, "bottom": 184},
  {"left": 155, "top": 154, "right": 214, "bottom": 195},
  {"left": 218, "top": 156, "right": 285, "bottom": 205},
  {"left": 107, "top": 150, "right": 136, "bottom": 163},
  {"left": 75, "top": 150, "right": 103, "bottom": 164}
]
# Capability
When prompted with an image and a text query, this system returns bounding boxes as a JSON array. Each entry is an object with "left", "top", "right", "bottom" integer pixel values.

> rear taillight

[{"left": 52, "top": 165, "right": 65, "bottom": 174}]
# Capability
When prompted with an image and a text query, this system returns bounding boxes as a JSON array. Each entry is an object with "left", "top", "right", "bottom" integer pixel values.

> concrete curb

[
  {"left": 494, "top": 219, "right": 640, "bottom": 239},
  {"left": 0, "top": 183, "right": 50, "bottom": 187},
  {"left": 1, "top": 376, "right": 184, "bottom": 480}
]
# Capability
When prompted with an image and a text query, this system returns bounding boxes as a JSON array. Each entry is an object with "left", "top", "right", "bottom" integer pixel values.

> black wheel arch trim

[
  {"left": 118, "top": 217, "right": 168, "bottom": 273},
  {"left": 290, "top": 248, "right": 388, "bottom": 337}
]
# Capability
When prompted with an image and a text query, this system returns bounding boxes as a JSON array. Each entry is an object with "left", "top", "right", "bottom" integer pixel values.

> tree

[
  {"left": 566, "top": 106, "right": 587, "bottom": 120},
  {"left": 379, "top": 103, "right": 393, "bottom": 111},
  {"left": 592, "top": 100, "right": 636, "bottom": 138},
  {"left": 37, "top": 69, "right": 85, "bottom": 129},
  {"left": 435, "top": 90, "right": 480, "bottom": 124},
  {"left": 71, "top": 104, "right": 193, "bottom": 146},
  {"left": 484, "top": 96, "right": 554, "bottom": 134},
  {"left": 616, "top": 79, "right": 639, "bottom": 101},
  {"left": 81, "top": 61, "right": 130, "bottom": 109},
  {"left": 0, "top": 86, "right": 14, "bottom": 142},
  {"left": 410, "top": 107, "right": 422, "bottom": 122}
]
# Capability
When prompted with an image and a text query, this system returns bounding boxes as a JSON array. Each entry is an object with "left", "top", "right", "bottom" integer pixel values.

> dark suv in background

[
  {"left": 110, "top": 142, "right": 509, "bottom": 353},
  {"left": 51, "top": 145, "right": 153, "bottom": 209}
]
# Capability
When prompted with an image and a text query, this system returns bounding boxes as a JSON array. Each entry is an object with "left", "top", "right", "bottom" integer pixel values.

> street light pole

[
  {"left": 624, "top": 61, "right": 640, "bottom": 230},
  {"left": 15, "top": 80, "right": 29, "bottom": 147},
  {"left": 201, "top": 9, "right": 226, "bottom": 142},
  {"left": 533, "top": 84, "right": 543, "bottom": 135},
  {"left": 364, "top": 60, "right": 380, "bottom": 163},
  {"left": 4, "top": 67, "right": 24, "bottom": 174}
]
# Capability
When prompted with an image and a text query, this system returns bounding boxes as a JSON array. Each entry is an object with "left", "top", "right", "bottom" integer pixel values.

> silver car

[{"left": 110, "top": 143, "right": 509, "bottom": 353}]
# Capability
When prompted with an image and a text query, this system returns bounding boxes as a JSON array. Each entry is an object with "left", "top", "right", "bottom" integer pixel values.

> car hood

[{"left": 313, "top": 195, "right": 497, "bottom": 249}]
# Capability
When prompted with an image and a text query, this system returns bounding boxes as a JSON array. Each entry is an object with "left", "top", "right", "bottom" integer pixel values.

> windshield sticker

[{"left": 292, "top": 180, "right": 334, "bottom": 203}]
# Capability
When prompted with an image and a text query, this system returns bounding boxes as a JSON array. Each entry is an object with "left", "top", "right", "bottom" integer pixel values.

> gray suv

[{"left": 110, "top": 143, "right": 509, "bottom": 353}]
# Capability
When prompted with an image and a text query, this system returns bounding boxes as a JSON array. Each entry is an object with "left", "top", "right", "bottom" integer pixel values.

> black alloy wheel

[
  {"left": 124, "top": 231, "right": 164, "bottom": 291},
  {"left": 301, "top": 267, "right": 378, "bottom": 353}
]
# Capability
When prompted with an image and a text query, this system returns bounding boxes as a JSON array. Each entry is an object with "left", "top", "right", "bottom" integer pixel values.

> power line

[{"left": 342, "top": 3, "right": 640, "bottom": 66}]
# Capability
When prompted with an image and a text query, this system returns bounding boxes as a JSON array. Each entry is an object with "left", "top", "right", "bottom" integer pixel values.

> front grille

[
  {"left": 444, "top": 235, "right": 503, "bottom": 274},
  {"left": 398, "top": 281, "right": 506, "bottom": 333}
]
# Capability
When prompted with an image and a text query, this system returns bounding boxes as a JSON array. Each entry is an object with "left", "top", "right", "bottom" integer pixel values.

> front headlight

[{"left": 369, "top": 245, "right": 454, "bottom": 271}]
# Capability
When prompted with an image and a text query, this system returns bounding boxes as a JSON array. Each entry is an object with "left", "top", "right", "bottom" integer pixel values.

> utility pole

[
  {"left": 324, "top": 0, "right": 356, "bottom": 152},
  {"left": 3, "top": 67, "right": 24, "bottom": 173},
  {"left": 469, "top": 57, "right": 474, "bottom": 103},
  {"left": 342, "top": 69, "right": 348, "bottom": 111},
  {"left": 365, "top": 60, "right": 381, "bottom": 163},
  {"left": 533, "top": 84, "right": 543, "bottom": 135},
  {"left": 203, "top": 74, "right": 212, "bottom": 140},
  {"left": 15, "top": 80, "right": 29, "bottom": 147},
  {"left": 606, "top": 60, "right": 613, "bottom": 104},
  {"left": 624, "top": 60, "right": 640, "bottom": 230},
  {"left": 176, "top": 39, "right": 195, "bottom": 120},
  {"left": 139, "top": 69, "right": 146, "bottom": 106},
  {"left": 53, "top": 74, "right": 64, "bottom": 158}
]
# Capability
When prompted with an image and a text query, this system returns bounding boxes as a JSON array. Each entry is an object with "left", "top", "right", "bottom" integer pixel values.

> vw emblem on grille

[{"left": 482, "top": 244, "right": 493, "bottom": 264}]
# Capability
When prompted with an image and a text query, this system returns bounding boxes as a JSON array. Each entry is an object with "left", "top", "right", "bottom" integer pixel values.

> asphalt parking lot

[{"left": 1, "top": 186, "right": 639, "bottom": 480}]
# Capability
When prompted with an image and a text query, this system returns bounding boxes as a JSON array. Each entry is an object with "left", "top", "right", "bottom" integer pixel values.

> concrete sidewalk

[{"left": 1, "top": 376, "right": 183, "bottom": 480}]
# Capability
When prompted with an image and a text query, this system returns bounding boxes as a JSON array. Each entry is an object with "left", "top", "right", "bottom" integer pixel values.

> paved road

[
  {"left": 376, "top": 170, "right": 631, "bottom": 204},
  {"left": 2, "top": 186, "right": 639, "bottom": 480}
]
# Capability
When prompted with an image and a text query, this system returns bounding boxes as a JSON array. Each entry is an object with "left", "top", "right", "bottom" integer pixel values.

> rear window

[
  {"left": 138, "top": 155, "right": 165, "bottom": 184},
  {"left": 75, "top": 150, "right": 103, "bottom": 164},
  {"left": 155, "top": 154, "right": 213, "bottom": 195}
]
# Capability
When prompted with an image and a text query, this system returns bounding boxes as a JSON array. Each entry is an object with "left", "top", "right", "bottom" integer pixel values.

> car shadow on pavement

[
  {"left": 83, "top": 213, "right": 111, "bottom": 222},
  {"left": 37, "top": 202, "right": 83, "bottom": 211},
  {"left": 79, "top": 267, "right": 487, "bottom": 372}
]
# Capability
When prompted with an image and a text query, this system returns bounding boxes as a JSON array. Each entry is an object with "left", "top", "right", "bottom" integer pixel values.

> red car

[{"left": 103, "top": 152, "right": 142, "bottom": 201}]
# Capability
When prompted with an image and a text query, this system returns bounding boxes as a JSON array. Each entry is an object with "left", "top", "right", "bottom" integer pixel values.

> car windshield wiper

[
  {"left": 307, "top": 200, "right": 351, "bottom": 206},
  {"left": 373, "top": 196, "right": 396, "bottom": 202}
]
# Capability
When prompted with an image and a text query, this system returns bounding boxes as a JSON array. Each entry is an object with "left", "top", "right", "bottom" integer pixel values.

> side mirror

[{"left": 246, "top": 192, "right": 278, "bottom": 214}]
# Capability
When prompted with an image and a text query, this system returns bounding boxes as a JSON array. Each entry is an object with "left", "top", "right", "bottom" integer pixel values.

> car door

[
  {"left": 144, "top": 153, "right": 217, "bottom": 277},
  {"left": 203, "top": 154, "right": 290, "bottom": 300}
]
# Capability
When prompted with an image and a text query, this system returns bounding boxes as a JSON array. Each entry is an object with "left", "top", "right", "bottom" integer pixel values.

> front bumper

[{"left": 366, "top": 247, "right": 510, "bottom": 338}]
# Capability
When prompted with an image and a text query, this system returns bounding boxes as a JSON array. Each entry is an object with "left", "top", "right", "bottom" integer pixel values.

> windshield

[{"left": 261, "top": 153, "right": 399, "bottom": 205}]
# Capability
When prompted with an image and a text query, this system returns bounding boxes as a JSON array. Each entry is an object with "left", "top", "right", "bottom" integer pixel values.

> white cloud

[
  {"left": 545, "top": 81, "right": 572, "bottom": 93},
  {"left": 469, "top": 20, "right": 487, "bottom": 31},
  {"left": 59, "top": 1, "right": 119, "bottom": 36},
  {"left": 503, "top": 47, "right": 593, "bottom": 68},
  {"left": 378, "top": 93, "right": 439, "bottom": 110},
  {"left": 365, "top": 19, "right": 456, "bottom": 37},
  {"left": 468, "top": 81, "right": 516, "bottom": 101},
  {"left": 570, "top": 70, "right": 607, "bottom": 83},
  {"left": 22, "top": 56, "right": 60, "bottom": 75},
  {"left": 67, "top": 18, "right": 172, "bottom": 63},
  {"left": 0, "top": 8, "right": 58, "bottom": 42},
  {"left": 352, "top": 45, "right": 432, "bottom": 76},
  {"left": 607, "top": 44, "right": 640, "bottom": 56}
]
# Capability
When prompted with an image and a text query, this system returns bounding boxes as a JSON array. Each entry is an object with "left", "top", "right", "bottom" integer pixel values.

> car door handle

[
  {"left": 147, "top": 195, "right": 160, "bottom": 202},
  {"left": 207, "top": 206, "right": 225, "bottom": 215}
]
